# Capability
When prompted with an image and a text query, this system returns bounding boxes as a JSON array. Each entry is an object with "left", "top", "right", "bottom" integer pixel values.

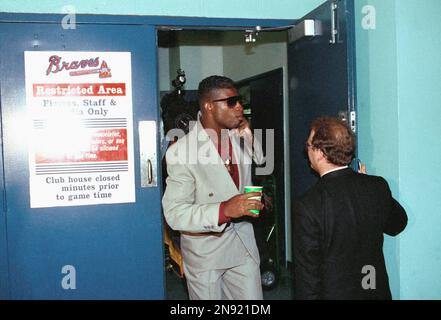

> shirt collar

[{"left": 321, "top": 165, "right": 348, "bottom": 177}]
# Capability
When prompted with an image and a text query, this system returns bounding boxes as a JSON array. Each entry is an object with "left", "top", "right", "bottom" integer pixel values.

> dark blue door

[
  {"left": 0, "top": 22, "right": 164, "bottom": 299},
  {"left": 289, "top": 0, "right": 357, "bottom": 199}
]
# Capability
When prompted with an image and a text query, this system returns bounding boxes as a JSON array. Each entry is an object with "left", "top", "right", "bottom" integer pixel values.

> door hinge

[
  {"left": 350, "top": 111, "right": 356, "bottom": 133},
  {"left": 338, "top": 110, "right": 356, "bottom": 133},
  {"left": 329, "top": 2, "right": 339, "bottom": 44}
]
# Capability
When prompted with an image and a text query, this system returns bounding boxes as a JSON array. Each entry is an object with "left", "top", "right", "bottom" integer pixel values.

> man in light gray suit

[{"left": 162, "top": 75, "right": 265, "bottom": 300}]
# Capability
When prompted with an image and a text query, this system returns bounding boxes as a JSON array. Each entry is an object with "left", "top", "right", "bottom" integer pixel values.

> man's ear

[
  {"left": 316, "top": 149, "right": 326, "bottom": 163},
  {"left": 202, "top": 101, "right": 213, "bottom": 113}
]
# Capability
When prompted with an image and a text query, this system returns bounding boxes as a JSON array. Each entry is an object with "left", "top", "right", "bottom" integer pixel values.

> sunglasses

[{"left": 211, "top": 95, "right": 243, "bottom": 108}]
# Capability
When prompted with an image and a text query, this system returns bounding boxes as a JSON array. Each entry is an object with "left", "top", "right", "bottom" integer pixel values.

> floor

[{"left": 165, "top": 266, "right": 293, "bottom": 300}]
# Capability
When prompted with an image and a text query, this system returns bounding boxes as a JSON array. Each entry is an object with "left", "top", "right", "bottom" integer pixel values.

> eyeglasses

[
  {"left": 211, "top": 95, "right": 243, "bottom": 108},
  {"left": 305, "top": 142, "right": 314, "bottom": 150}
]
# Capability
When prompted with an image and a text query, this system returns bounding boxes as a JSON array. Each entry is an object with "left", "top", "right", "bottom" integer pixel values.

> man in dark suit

[{"left": 292, "top": 117, "right": 407, "bottom": 300}]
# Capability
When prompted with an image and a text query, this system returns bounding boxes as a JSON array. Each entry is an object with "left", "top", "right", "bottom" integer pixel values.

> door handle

[
  {"left": 139, "top": 121, "right": 157, "bottom": 187},
  {"left": 147, "top": 159, "right": 153, "bottom": 184}
]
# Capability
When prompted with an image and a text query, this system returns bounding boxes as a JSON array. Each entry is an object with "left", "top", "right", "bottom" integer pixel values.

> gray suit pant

[{"left": 184, "top": 253, "right": 263, "bottom": 300}]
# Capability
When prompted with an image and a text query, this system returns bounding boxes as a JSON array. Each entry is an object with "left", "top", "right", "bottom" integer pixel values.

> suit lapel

[{"left": 194, "top": 121, "right": 239, "bottom": 192}]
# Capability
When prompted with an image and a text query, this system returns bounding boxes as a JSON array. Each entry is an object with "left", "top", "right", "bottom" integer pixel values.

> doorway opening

[{"left": 157, "top": 28, "right": 292, "bottom": 299}]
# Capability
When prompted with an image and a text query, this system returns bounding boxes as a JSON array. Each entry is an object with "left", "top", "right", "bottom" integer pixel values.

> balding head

[{"left": 309, "top": 117, "right": 355, "bottom": 166}]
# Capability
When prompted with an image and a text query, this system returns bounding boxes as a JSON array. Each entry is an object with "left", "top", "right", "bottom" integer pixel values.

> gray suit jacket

[{"left": 162, "top": 117, "right": 264, "bottom": 272}]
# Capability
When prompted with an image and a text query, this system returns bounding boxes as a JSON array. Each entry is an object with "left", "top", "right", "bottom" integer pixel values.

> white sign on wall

[{"left": 25, "top": 51, "right": 135, "bottom": 208}]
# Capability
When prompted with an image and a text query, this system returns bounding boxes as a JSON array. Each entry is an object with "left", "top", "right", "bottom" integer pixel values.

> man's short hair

[
  {"left": 197, "top": 75, "right": 236, "bottom": 107},
  {"left": 310, "top": 117, "right": 355, "bottom": 166}
]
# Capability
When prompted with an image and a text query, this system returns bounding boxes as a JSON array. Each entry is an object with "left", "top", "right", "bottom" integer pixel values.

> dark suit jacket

[{"left": 292, "top": 168, "right": 407, "bottom": 300}]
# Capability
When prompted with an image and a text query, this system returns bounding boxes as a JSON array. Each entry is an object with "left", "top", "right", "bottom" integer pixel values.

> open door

[
  {"left": 288, "top": 0, "right": 357, "bottom": 200},
  {"left": 0, "top": 22, "right": 164, "bottom": 299}
]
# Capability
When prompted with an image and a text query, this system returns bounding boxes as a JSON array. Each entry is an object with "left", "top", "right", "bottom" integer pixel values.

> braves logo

[{"left": 46, "top": 55, "right": 112, "bottom": 78}]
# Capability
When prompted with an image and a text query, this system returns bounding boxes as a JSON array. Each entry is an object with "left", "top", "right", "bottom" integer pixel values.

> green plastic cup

[{"left": 244, "top": 186, "right": 263, "bottom": 215}]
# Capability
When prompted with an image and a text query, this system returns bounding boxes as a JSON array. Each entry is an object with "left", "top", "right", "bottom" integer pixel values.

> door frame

[
  {"left": 0, "top": 13, "right": 293, "bottom": 28},
  {"left": 0, "top": 84, "right": 9, "bottom": 299}
]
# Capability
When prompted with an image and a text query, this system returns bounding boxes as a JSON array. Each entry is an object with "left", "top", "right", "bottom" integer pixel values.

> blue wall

[
  {"left": 395, "top": 0, "right": 441, "bottom": 299},
  {"left": 355, "top": 0, "right": 402, "bottom": 299},
  {"left": 0, "top": 0, "right": 325, "bottom": 18},
  {"left": 2, "top": 0, "right": 441, "bottom": 299},
  {"left": 355, "top": 0, "right": 441, "bottom": 299},
  {"left": 356, "top": 0, "right": 441, "bottom": 299}
]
